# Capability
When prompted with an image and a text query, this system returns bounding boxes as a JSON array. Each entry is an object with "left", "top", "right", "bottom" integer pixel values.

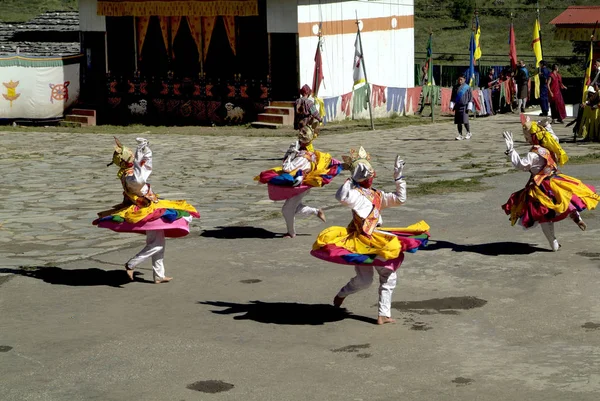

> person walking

[{"left": 450, "top": 75, "right": 474, "bottom": 140}]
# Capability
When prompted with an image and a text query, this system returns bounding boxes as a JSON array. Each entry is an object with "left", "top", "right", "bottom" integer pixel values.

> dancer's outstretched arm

[
  {"left": 380, "top": 155, "right": 406, "bottom": 209},
  {"left": 503, "top": 131, "right": 543, "bottom": 172}
]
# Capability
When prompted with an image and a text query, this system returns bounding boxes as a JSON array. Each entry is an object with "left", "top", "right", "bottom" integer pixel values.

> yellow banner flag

[
  {"left": 474, "top": 16, "right": 481, "bottom": 61},
  {"left": 532, "top": 19, "right": 543, "bottom": 99},
  {"left": 474, "top": 25, "right": 481, "bottom": 60}
]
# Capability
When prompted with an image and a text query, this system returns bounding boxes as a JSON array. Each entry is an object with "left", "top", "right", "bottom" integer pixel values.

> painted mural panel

[{"left": 0, "top": 63, "right": 80, "bottom": 119}]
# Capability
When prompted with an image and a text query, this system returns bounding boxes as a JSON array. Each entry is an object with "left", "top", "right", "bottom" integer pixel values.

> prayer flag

[
  {"left": 353, "top": 31, "right": 365, "bottom": 87},
  {"left": 468, "top": 31, "right": 476, "bottom": 87},
  {"left": 312, "top": 37, "right": 324, "bottom": 96},
  {"left": 474, "top": 16, "right": 481, "bottom": 61},
  {"left": 424, "top": 33, "right": 434, "bottom": 86},
  {"left": 532, "top": 18, "right": 543, "bottom": 98},
  {"left": 509, "top": 22, "right": 517, "bottom": 71}
]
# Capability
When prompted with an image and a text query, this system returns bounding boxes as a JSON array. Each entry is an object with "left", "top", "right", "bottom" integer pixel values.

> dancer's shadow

[
  {"left": 199, "top": 300, "right": 378, "bottom": 325},
  {"left": 0, "top": 266, "right": 153, "bottom": 288},
  {"left": 424, "top": 240, "right": 549, "bottom": 255},
  {"left": 200, "top": 226, "right": 309, "bottom": 239}
]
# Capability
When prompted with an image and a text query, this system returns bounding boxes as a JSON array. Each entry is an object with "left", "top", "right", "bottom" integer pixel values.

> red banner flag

[
  {"left": 509, "top": 22, "right": 517, "bottom": 71},
  {"left": 312, "top": 39, "right": 324, "bottom": 96}
]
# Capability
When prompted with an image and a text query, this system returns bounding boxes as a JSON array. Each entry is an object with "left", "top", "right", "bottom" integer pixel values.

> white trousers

[
  {"left": 517, "top": 98, "right": 527, "bottom": 111},
  {"left": 126, "top": 230, "right": 166, "bottom": 280},
  {"left": 540, "top": 222, "right": 559, "bottom": 251},
  {"left": 337, "top": 265, "right": 398, "bottom": 318},
  {"left": 281, "top": 189, "right": 318, "bottom": 236}
]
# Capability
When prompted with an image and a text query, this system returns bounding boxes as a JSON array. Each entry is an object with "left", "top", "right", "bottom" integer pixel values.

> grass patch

[
  {"left": 460, "top": 162, "right": 485, "bottom": 170},
  {"left": 411, "top": 176, "right": 490, "bottom": 197},
  {"left": 451, "top": 152, "right": 474, "bottom": 162},
  {"left": 0, "top": 0, "right": 77, "bottom": 22},
  {"left": 567, "top": 153, "right": 600, "bottom": 165}
]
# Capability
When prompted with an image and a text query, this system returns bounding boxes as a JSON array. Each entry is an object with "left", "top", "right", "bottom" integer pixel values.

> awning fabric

[{"left": 97, "top": 0, "right": 258, "bottom": 17}]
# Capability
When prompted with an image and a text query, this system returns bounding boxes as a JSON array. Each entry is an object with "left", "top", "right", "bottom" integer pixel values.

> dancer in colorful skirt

[
  {"left": 255, "top": 126, "right": 342, "bottom": 238},
  {"left": 311, "top": 147, "right": 430, "bottom": 325},
  {"left": 502, "top": 115, "right": 599, "bottom": 251},
  {"left": 93, "top": 137, "right": 200, "bottom": 283}
]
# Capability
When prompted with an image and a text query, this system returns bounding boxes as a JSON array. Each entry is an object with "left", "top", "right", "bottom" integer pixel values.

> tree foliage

[{"left": 450, "top": 0, "right": 475, "bottom": 28}]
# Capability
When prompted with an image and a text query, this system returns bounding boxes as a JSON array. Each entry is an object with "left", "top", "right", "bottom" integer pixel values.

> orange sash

[
  {"left": 530, "top": 145, "right": 558, "bottom": 186},
  {"left": 351, "top": 187, "right": 382, "bottom": 237}
]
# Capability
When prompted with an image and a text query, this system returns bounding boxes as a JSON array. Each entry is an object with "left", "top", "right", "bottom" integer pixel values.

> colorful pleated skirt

[
  {"left": 311, "top": 220, "right": 430, "bottom": 271},
  {"left": 255, "top": 151, "right": 342, "bottom": 201},
  {"left": 93, "top": 199, "right": 200, "bottom": 238},
  {"left": 502, "top": 173, "right": 599, "bottom": 228}
]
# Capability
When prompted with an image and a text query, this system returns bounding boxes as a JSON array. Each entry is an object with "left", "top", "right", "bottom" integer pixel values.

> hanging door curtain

[
  {"left": 136, "top": 16, "right": 150, "bottom": 60},
  {"left": 97, "top": 0, "right": 258, "bottom": 16},
  {"left": 138, "top": 15, "right": 235, "bottom": 61}
]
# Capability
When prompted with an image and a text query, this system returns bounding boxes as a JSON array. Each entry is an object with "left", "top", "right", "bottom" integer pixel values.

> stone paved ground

[{"left": 2, "top": 113, "right": 600, "bottom": 400}]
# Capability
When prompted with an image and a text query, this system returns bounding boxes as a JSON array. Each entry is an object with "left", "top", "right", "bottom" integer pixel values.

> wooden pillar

[
  {"left": 295, "top": 33, "right": 300, "bottom": 93},
  {"left": 132, "top": 17, "right": 138, "bottom": 71},
  {"left": 104, "top": 31, "right": 109, "bottom": 74},
  {"left": 267, "top": 32, "right": 272, "bottom": 82}
]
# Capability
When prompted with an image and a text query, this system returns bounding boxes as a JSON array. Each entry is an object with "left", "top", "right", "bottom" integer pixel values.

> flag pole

[
  {"left": 355, "top": 12, "right": 374, "bottom": 131},
  {"left": 591, "top": 22, "right": 598, "bottom": 85},
  {"left": 586, "top": 22, "right": 599, "bottom": 92},
  {"left": 536, "top": 1, "right": 542, "bottom": 56}
]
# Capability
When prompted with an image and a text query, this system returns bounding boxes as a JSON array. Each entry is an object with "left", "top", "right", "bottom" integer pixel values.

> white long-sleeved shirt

[
  {"left": 508, "top": 147, "right": 548, "bottom": 175},
  {"left": 125, "top": 145, "right": 152, "bottom": 196},
  {"left": 282, "top": 150, "right": 314, "bottom": 174},
  {"left": 335, "top": 178, "right": 406, "bottom": 225}
]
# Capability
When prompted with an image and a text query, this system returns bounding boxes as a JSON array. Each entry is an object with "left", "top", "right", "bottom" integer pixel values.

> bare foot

[
  {"left": 154, "top": 276, "right": 173, "bottom": 284},
  {"left": 125, "top": 265, "right": 134, "bottom": 281},
  {"left": 317, "top": 209, "right": 326, "bottom": 223},
  {"left": 576, "top": 219, "right": 587, "bottom": 231},
  {"left": 283, "top": 233, "right": 296, "bottom": 239},
  {"left": 377, "top": 316, "right": 396, "bottom": 325},
  {"left": 333, "top": 295, "right": 345, "bottom": 307}
]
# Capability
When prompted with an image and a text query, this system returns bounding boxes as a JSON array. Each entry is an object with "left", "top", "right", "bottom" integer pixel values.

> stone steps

[
  {"left": 251, "top": 101, "right": 295, "bottom": 129},
  {"left": 63, "top": 108, "right": 97, "bottom": 126}
]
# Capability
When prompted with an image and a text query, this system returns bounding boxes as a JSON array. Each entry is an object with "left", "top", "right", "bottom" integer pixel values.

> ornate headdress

[
  {"left": 520, "top": 114, "right": 568, "bottom": 166},
  {"left": 108, "top": 137, "right": 134, "bottom": 178},
  {"left": 342, "top": 146, "right": 375, "bottom": 182},
  {"left": 297, "top": 125, "right": 316, "bottom": 145}
]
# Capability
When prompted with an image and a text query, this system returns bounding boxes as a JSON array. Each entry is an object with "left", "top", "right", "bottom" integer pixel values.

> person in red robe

[{"left": 548, "top": 64, "right": 567, "bottom": 123}]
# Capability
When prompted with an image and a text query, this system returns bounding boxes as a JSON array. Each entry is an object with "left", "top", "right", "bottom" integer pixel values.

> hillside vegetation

[
  {"left": 415, "top": 0, "right": 598, "bottom": 77},
  {"left": 0, "top": 0, "right": 77, "bottom": 23}
]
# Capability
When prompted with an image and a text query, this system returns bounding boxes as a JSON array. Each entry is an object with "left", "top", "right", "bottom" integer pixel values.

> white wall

[
  {"left": 80, "top": 0, "right": 106, "bottom": 32},
  {"left": 297, "top": 0, "right": 414, "bottom": 98},
  {"left": 267, "top": 0, "right": 299, "bottom": 33}
]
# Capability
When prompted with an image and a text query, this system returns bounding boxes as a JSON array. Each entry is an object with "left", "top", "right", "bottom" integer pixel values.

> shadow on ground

[
  {"left": 199, "top": 300, "right": 378, "bottom": 325},
  {"left": 200, "top": 226, "right": 308, "bottom": 239},
  {"left": 0, "top": 266, "right": 153, "bottom": 288},
  {"left": 424, "top": 240, "right": 549, "bottom": 255}
]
